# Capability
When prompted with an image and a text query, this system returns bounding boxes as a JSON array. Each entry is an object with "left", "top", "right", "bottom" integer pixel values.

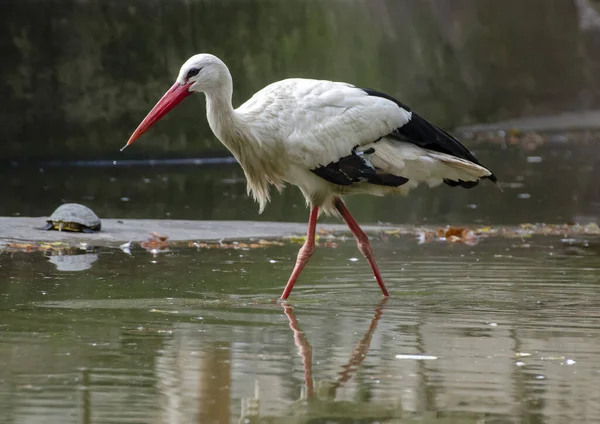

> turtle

[{"left": 43, "top": 203, "right": 102, "bottom": 233}]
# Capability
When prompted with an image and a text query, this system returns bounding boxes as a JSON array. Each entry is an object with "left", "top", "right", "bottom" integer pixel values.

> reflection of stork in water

[
  {"left": 284, "top": 298, "right": 389, "bottom": 399},
  {"left": 240, "top": 299, "right": 401, "bottom": 422}
]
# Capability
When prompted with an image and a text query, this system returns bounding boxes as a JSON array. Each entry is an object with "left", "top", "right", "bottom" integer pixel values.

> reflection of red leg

[
  {"left": 283, "top": 304, "right": 314, "bottom": 397},
  {"left": 280, "top": 206, "right": 319, "bottom": 300},
  {"left": 334, "top": 198, "right": 390, "bottom": 297},
  {"left": 336, "top": 297, "right": 388, "bottom": 387}
]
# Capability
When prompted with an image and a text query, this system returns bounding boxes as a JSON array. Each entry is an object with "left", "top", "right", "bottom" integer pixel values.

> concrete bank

[{"left": 0, "top": 217, "right": 393, "bottom": 247}]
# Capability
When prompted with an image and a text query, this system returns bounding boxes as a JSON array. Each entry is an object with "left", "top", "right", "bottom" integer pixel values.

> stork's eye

[{"left": 186, "top": 67, "right": 201, "bottom": 79}]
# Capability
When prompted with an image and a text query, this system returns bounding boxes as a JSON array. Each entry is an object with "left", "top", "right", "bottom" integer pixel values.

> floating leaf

[
  {"left": 141, "top": 233, "right": 170, "bottom": 252},
  {"left": 289, "top": 235, "right": 307, "bottom": 244},
  {"left": 6, "top": 242, "right": 38, "bottom": 252},
  {"left": 383, "top": 229, "right": 403, "bottom": 236},
  {"left": 151, "top": 232, "right": 169, "bottom": 241},
  {"left": 257, "top": 239, "right": 284, "bottom": 246},
  {"left": 443, "top": 227, "right": 468, "bottom": 239},
  {"left": 189, "top": 239, "right": 284, "bottom": 250}
]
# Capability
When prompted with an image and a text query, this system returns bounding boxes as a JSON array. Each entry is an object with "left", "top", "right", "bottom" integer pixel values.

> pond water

[
  {"left": 1, "top": 235, "right": 600, "bottom": 423},
  {"left": 3, "top": 141, "right": 600, "bottom": 226}
]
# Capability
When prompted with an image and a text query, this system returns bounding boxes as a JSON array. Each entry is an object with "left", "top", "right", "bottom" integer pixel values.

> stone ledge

[{"left": 0, "top": 217, "right": 392, "bottom": 247}]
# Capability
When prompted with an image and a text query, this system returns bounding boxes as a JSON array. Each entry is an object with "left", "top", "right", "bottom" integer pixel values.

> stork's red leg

[
  {"left": 334, "top": 198, "right": 390, "bottom": 297},
  {"left": 280, "top": 206, "right": 319, "bottom": 300}
]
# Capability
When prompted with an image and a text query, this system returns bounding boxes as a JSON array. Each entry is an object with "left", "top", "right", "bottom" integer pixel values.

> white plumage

[{"left": 125, "top": 53, "right": 496, "bottom": 300}]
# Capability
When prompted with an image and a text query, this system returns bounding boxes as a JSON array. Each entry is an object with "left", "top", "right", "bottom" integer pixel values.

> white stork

[{"left": 123, "top": 53, "right": 496, "bottom": 300}]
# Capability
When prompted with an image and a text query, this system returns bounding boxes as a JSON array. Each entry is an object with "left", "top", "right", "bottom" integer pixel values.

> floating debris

[
  {"left": 140, "top": 232, "right": 170, "bottom": 252},
  {"left": 411, "top": 226, "right": 479, "bottom": 245},
  {"left": 4, "top": 242, "right": 39, "bottom": 252},
  {"left": 288, "top": 235, "right": 314, "bottom": 245},
  {"left": 2, "top": 222, "right": 599, "bottom": 257},
  {"left": 149, "top": 308, "right": 179, "bottom": 314},
  {"left": 317, "top": 228, "right": 336, "bottom": 236},
  {"left": 395, "top": 354, "right": 438, "bottom": 360},
  {"left": 384, "top": 222, "right": 600, "bottom": 245},
  {"left": 120, "top": 241, "right": 133, "bottom": 255},
  {"left": 189, "top": 239, "right": 284, "bottom": 250},
  {"left": 441, "top": 227, "right": 478, "bottom": 244},
  {"left": 3, "top": 241, "right": 71, "bottom": 253},
  {"left": 287, "top": 235, "right": 340, "bottom": 248}
]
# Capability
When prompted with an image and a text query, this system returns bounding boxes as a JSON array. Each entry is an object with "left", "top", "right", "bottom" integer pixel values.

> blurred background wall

[{"left": 1, "top": 0, "right": 599, "bottom": 162}]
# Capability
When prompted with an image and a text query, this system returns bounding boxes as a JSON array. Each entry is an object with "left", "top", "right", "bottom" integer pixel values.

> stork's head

[
  {"left": 178, "top": 54, "right": 230, "bottom": 94},
  {"left": 122, "top": 53, "right": 229, "bottom": 150}
]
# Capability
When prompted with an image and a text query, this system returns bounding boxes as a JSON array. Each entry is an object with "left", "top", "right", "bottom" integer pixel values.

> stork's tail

[{"left": 426, "top": 151, "right": 497, "bottom": 189}]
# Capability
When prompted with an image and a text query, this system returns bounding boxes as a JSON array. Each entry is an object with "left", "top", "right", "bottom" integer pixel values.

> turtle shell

[{"left": 46, "top": 203, "right": 102, "bottom": 232}]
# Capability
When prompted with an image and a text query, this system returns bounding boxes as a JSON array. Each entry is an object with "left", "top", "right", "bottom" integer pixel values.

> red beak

[{"left": 121, "top": 82, "right": 193, "bottom": 151}]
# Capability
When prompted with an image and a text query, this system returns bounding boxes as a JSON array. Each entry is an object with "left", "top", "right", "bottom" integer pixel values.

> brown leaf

[
  {"left": 444, "top": 227, "right": 468, "bottom": 238},
  {"left": 141, "top": 232, "right": 170, "bottom": 251},
  {"left": 257, "top": 239, "right": 284, "bottom": 246},
  {"left": 151, "top": 232, "right": 169, "bottom": 242},
  {"left": 6, "top": 243, "right": 39, "bottom": 252}
]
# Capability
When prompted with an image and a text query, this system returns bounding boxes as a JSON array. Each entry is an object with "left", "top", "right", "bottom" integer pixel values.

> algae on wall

[
  {"left": 0, "top": 0, "right": 592, "bottom": 161},
  {"left": 0, "top": 0, "right": 386, "bottom": 161}
]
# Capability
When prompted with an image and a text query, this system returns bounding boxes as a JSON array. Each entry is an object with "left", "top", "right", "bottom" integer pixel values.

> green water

[
  {"left": 1, "top": 236, "right": 600, "bottom": 423},
  {"left": 3, "top": 142, "right": 600, "bottom": 226}
]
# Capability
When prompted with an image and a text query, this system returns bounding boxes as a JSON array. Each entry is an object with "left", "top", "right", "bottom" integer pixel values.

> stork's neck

[
  {"left": 203, "top": 73, "right": 284, "bottom": 214},
  {"left": 204, "top": 77, "right": 240, "bottom": 149}
]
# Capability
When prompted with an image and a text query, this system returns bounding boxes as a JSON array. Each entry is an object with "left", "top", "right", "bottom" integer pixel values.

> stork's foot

[{"left": 334, "top": 198, "right": 390, "bottom": 297}]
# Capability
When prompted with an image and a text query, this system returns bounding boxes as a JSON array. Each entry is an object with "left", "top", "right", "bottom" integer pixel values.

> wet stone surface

[{"left": 0, "top": 217, "right": 375, "bottom": 246}]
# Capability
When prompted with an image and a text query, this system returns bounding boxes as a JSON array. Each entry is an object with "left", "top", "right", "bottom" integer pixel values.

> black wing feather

[
  {"left": 362, "top": 88, "right": 497, "bottom": 187},
  {"left": 311, "top": 147, "right": 409, "bottom": 187},
  {"left": 309, "top": 88, "right": 497, "bottom": 190}
]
